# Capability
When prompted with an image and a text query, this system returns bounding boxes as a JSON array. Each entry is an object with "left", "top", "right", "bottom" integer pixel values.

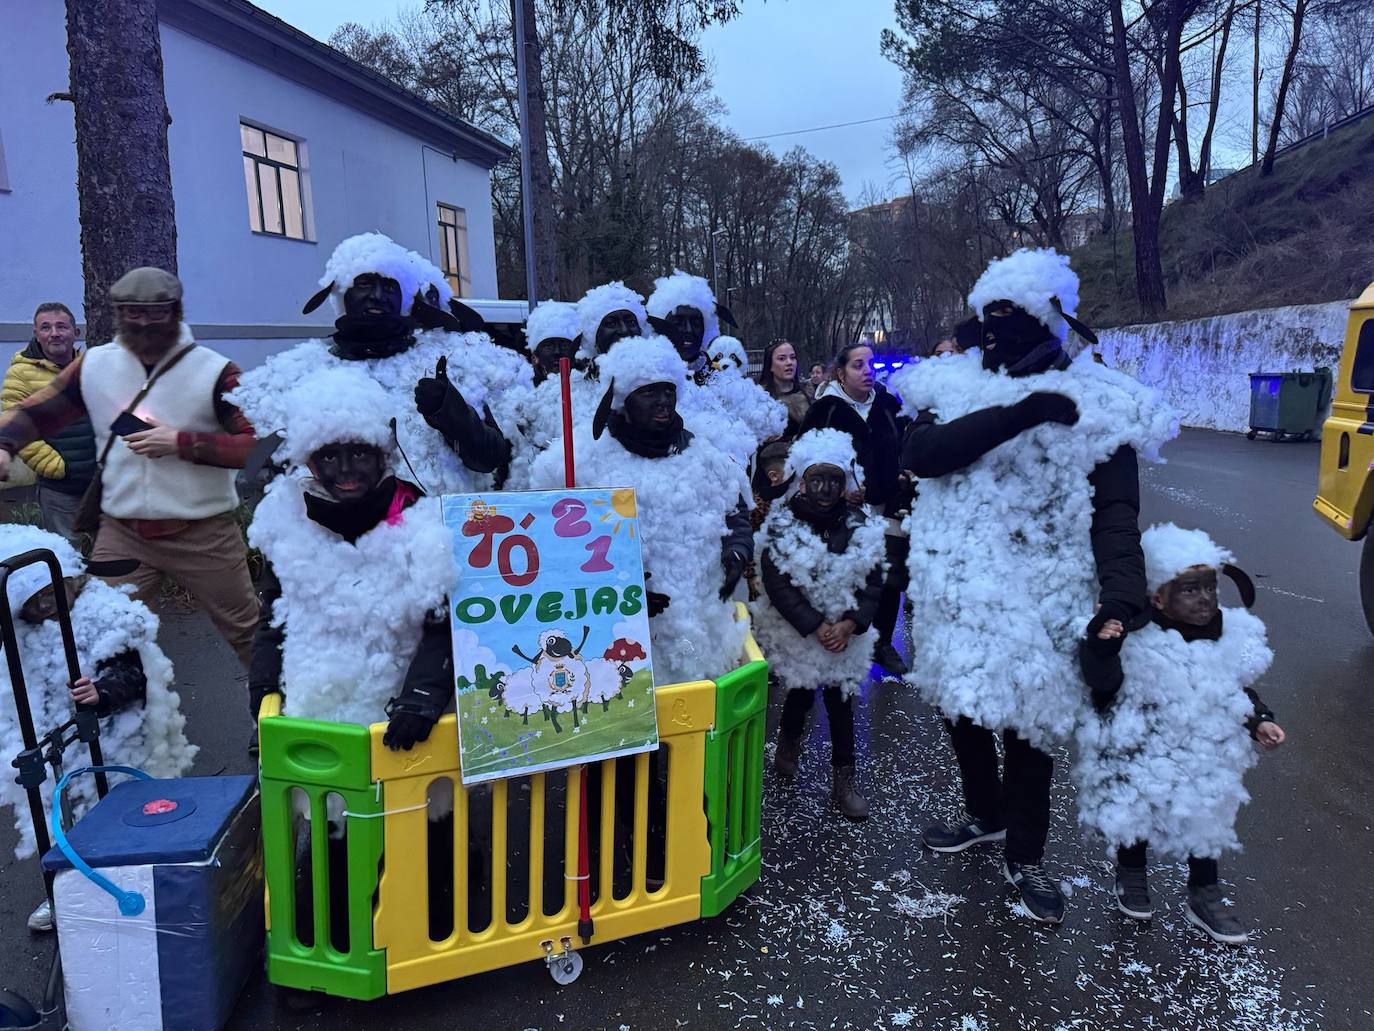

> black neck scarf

[
  {"left": 304, "top": 476, "right": 399, "bottom": 544},
  {"left": 331, "top": 314, "right": 415, "bottom": 361},
  {"left": 1151, "top": 607, "right": 1224, "bottom": 643},
  {"left": 607, "top": 411, "right": 691, "bottom": 458},
  {"left": 789, "top": 492, "right": 848, "bottom": 536}
]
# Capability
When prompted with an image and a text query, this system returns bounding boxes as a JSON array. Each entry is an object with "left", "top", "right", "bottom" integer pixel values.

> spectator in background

[
  {"left": 758, "top": 339, "right": 812, "bottom": 439},
  {"left": 808, "top": 361, "right": 826, "bottom": 393},
  {"left": 0, "top": 268, "right": 259, "bottom": 671},
  {"left": 932, "top": 336, "right": 962, "bottom": 358},
  {"left": 1, "top": 303, "right": 96, "bottom": 544}
]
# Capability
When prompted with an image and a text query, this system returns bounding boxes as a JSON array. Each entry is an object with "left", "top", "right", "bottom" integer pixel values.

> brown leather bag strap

[{"left": 95, "top": 343, "right": 198, "bottom": 465}]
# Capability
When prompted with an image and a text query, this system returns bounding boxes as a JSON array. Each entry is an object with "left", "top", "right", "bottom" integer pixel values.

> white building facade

[{"left": 0, "top": 0, "right": 512, "bottom": 369}]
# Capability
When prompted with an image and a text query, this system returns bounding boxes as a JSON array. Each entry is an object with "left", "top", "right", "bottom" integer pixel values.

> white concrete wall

[{"left": 0, "top": 2, "right": 500, "bottom": 364}]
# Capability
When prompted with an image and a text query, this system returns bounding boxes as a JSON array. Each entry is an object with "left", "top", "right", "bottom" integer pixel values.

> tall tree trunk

[
  {"left": 1262, "top": 0, "right": 1308, "bottom": 175},
  {"left": 513, "top": 0, "right": 559, "bottom": 298},
  {"left": 1109, "top": 0, "right": 1168, "bottom": 318},
  {"left": 65, "top": 0, "right": 177, "bottom": 346},
  {"left": 1196, "top": 0, "right": 1238, "bottom": 187}
]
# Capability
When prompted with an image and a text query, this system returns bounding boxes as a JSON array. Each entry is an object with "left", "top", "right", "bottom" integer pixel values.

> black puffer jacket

[
  {"left": 759, "top": 499, "right": 885, "bottom": 637},
  {"left": 800, "top": 384, "right": 907, "bottom": 517}
]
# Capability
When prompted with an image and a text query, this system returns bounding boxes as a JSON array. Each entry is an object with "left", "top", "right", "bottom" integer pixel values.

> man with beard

[
  {"left": 0, "top": 268, "right": 259, "bottom": 670},
  {"left": 892, "top": 248, "right": 1177, "bottom": 925}
]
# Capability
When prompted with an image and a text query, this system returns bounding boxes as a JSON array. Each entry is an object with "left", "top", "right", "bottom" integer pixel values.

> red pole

[{"left": 560, "top": 356, "right": 593, "bottom": 942}]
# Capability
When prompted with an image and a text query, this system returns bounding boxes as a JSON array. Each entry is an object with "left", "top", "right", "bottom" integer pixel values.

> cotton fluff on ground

[
  {"left": 890, "top": 352, "right": 1179, "bottom": 749},
  {"left": 750, "top": 502, "right": 887, "bottom": 699},
  {"left": 0, "top": 526, "right": 195, "bottom": 859},
  {"left": 249, "top": 477, "right": 455, "bottom": 727},
  {"left": 229, "top": 329, "right": 534, "bottom": 495},
  {"left": 1074, "top": 605, "right": 1272, "bottom": 858}
]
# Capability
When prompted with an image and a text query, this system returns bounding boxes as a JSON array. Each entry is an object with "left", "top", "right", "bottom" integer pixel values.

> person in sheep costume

[
  {"left": 0, "top": 524, "right": 195, "bottom": 929},
  {"left": 507, "top": 300, "right": 594, "bottom": 491},
  {"left": 576, "top": 281, "right": 649, "bottom": 370},
  {"left": 646, "top": 270, "right": 732, "bottom": 386},
  {"left": 1074, "top": 523, "right": 1284, "bottom": 945},
  {"left": 246, "top": 365, "right": 457, "bottom": 751},
  {"left": 893, "top": 247, "right": 1179, "bottom": 926},
  {"left": 231, "top": 232, "right": 533, "bottom": 496},
  {"left": 695, "top": 336, "right": 788, "bottom": 467},
  {"left": 529, "top": 335, "right": 752, "bottom": 684},
  {"left": 752, "top": 429, "right": 886, "bottom": 820}
]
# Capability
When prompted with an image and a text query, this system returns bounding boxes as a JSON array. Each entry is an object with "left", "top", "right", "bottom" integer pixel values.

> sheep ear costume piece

[
  {"left": 645, "top": 270, "right": 720, "bottom": 345},
  {"left": 411, "top": 295, "right": 464, "bottom": 333},
  {"left": 302, "top": 283, "right": 333, "bottom": 315},
  {"left": 715, "top": 302, "right": 737, "bottom": 330},
  {"left": 1141, "top": 522, "right": 1254, "bottom": 606},
  {"left": 446, "top": 299, "right": 489, "bottom": 334},
  {"left": 592, "top": 334, "right": 686, "bottom": 440}
]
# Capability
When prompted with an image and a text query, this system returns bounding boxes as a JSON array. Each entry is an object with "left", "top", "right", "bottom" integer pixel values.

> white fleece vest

[
  {"left": 896, "top": 352, "right": 1178, "bottom": 749},
  {"left": 0, "top": 580, "right": 196, "bottom": 859},
  {"left": 1073, "top": 608, "right": 1272, "bottom": 859},
  {"left": 751, "top": 505, "right": 887, "bottom": 698},
  {"left": 248, "top": 479, "right": 455, "bottom": 727},
  {"left": 82, "top": 329, "right": 239, "bottom": 520},
  {"left": 229, "top": 331, "right": 535, "bottom": 497}
]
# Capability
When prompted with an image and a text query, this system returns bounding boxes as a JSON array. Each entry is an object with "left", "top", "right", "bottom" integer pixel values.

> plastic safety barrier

[{"left": 258, "top": 617, "right": 767, "bottom": 999}]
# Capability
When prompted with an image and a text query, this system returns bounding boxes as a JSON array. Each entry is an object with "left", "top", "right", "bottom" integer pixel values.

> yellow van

[{"left": 1313, "top": 281, "right": 1374, "bottom": 634}]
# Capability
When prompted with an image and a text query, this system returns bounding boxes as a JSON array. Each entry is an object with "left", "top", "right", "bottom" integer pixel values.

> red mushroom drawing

[{"left": 603, "top": 638, "right": 646, "bottom": 664}]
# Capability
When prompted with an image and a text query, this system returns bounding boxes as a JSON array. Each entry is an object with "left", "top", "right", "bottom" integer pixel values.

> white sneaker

[{"left": 27, "top": 899, "right": 54, "bottom": 933}]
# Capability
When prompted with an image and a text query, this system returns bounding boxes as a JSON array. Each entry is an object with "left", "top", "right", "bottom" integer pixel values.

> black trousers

[
  {"left": 780, "top": 686, "right": 855, "bottom": 767},
  {"left": 943, "top": 715, "right": 1053, "bottom": 865},
  {"left": 1116, "top": 842, "right": 1219, "bottom": 888},
  {"left": 873, "top": 533, "right": 910, "bottom": 644}
]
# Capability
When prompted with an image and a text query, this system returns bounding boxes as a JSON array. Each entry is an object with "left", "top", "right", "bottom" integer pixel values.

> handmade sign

[{"left": 443, "top": 488, "right": 659, "bottom": 785}]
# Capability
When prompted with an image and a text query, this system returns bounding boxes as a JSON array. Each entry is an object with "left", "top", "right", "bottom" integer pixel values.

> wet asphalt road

[{"left": 1, "top": 428, "right": 1370, "bottom": 1029}]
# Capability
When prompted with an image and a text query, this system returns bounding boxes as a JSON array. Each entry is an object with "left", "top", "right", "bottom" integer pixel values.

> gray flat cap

[{"left": 110, "top": 267, "right": 183, "bottom": 305}]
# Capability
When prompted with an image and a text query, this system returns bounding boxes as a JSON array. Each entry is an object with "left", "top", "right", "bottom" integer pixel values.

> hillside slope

[{"left": 1074, "top": 113, "right": 1374, "bottom": 328}]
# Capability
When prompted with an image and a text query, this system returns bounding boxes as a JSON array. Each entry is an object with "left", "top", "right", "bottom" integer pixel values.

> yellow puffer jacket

[{"left": 2, "top": 345, "right": 71, "bottom": 479}]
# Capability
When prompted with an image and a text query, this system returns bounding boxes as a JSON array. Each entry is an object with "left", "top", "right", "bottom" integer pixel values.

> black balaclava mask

[
  {"left": 333, "top": 274, "right": 414, "bottom": 360},
  {"left": 533, "top": 337, "right": 578, "bottom": 383},
  {"left": 979, "top": 300, "right": 1061, "bottom": 375},
  {"left": 662, "top": 305, "right": 707, "bottom": 366},
  {"left": 305, "top": 442, "right": 395, "bottom": 543},
  {"left": 595, "top": 310, "right": 642, "bottom": 355},
  {"left": 609, "top": 382, "right": 686, "bottom": 458},
  {"left": 791, "top": 463, "right": 848, "bottom": 532}
]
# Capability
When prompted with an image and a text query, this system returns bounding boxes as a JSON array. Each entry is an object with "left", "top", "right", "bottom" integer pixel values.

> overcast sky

[{"left": 255, "top": 0, "right": 909, "bottom": 204}]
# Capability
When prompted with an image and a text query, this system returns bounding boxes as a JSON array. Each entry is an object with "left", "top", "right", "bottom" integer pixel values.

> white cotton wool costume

[
  {"left": 1074, "top": 524, "right": 1271, "bottom": 858},
  {"left": 576, "top": 283, "right": 648, "bottom": 361},
  {"left": 528, "top": 338, "right": 750, "bottom": 684},
  {"left": 0, "top": 526, "right": 195, "bottom": 860},
  {"left": 750, "top": 432, "right": 886, "bottom": 699},
  {"left": 646, "top": 270, "right": 720, "bottom": 347},
  {"left": 694, "top": 336, "right": 787, "bottom": 465},
  {"left": 247, "top": 371, "right": 457, "bottom": 729},
  {"left": 968, "top": 248, "right": 1081, "bottom": 345},
  {"left": 890, "top": 351, "right": 1178, "bottom": 749},
  {"left": 524, "top": 300, "right": 581, "bottom": 352},
  {"left": 505, "top": 300, "right": 594, "bottom": 490},
  {"left": 318, "top": 231, "right": 453, "bottom": 316}
]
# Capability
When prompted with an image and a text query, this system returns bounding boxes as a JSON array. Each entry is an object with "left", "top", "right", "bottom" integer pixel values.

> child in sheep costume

[
  {"left": 507, "top": 300, "right": 597, "bottom": 491},
  {"left": 894, "top": 247, "right": 1179, "bottom": 925},
  {"left": 246, "top": 365, "right": 457, "bottom": 750},
  {"left": 646, "top": 270, "right": 722, "bottom": 386},
  {"left": 752, "top": 430, "right": 886, "bottom": 820},
  {"left": 1073, "top": 524, "right": 1284, "bottom": 944},
  {"left": 0, "top": 524, "right": 195, "bottom": 931},
  {"left": 528, "top": 335, "right": 752, "bottom": 684},
  {"left": 694, "top": 336, "right": 788, "bottom": 467},
  {"left": 576, "top": 282, "right": 649, "bottom": 366},
  {"left": 230, "top": 232, "right": 532, "bottom": 496}
]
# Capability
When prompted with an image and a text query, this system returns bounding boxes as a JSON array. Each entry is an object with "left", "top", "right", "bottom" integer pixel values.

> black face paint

[
  {"left": 308, "top": 442, "right": 386, "bottom": 502},
  {"left": 664, "top": 305, "right": 706, "bottom": 364},
  {"left": 800, "top": 464, "right": 847, "bottom": 513},
  {"left": 595, "top": 310, "right": 642, "bottom": 354},
  {"left": 623, "top": 382, "right": 677, "bottom": 432},
  {"left": 1154, "top": 566, "right": 1219, "bottom": 627},
  {"left": 343, "top": 274, "right": 404, "bottom": 319},
  {"left": 980, "top": 301, "right": 1055, "bottom": 371},
  {"left": 534, "top": 337, "right": 578, "bottom": 376},
  {"left": 19, "top": 576, "right": 84, "bottom": 624}
]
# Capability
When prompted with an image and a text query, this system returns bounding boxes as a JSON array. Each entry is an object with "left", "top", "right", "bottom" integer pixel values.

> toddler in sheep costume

[
  {"left": 529, "top": 335, "right": 752, "bottom": 684},
  {"left": 247, "top": 365, "right": 457, "bottom": 752},
  {"left": 1075, "top": 523, "right": 1285, "bottom": 945},
  {"left": 753, "top": 429, "right": 887, "bottom": 821},
  {"left": 0, "top": 524, "right": 195, "bottom": 930}
]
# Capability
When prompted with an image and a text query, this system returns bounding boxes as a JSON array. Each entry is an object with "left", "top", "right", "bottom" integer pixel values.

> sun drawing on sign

[{"left": 592, "top": 488, "right": 638, "bottom": 537}]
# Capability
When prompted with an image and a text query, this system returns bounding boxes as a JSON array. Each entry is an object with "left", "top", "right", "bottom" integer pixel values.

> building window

[
  {"left": 437, "top": 203, "right": 471, "bottom": 297},
  {"left": 242, "top": 122, "right": 306, "bottom": 239}
]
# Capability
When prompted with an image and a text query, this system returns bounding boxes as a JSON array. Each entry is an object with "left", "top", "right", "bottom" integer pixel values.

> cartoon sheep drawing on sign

[
  {"left": 585, "top": 638, "right": 645, "bottom": 711},
  {"left": 497, "top": 627, "right": 591, "bottom": 732}
]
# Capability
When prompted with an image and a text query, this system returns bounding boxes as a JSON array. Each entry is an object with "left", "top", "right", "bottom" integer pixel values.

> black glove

[
  {"left": 719, "top": 550, "right": 746, "bottom": 601},
  {"left": 1079, "top": 634, "right": 1124, "bottom": 712},
  {"left": 644, "top": 573, "right": 671, "bottom": 617},
  {"left": 1013, "top": 391, "right": 1079, "bottom": 429},
  {"left": 414, "top": 355, "right": 453, "bottom": 416},
  {"left": 1085, "top": 600, "right": 1136, "bottom": 639},
  {"left": 383, "top": 706, "right": 437, "bottom": 752}
]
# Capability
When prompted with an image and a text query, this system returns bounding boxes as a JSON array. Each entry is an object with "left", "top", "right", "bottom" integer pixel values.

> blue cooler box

[{"left": 41, "top": 775, "right": 263, "bottom": 1031}]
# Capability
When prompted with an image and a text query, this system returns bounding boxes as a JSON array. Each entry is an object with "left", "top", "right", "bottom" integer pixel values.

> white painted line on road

[{"left": 1258, "top": 585, "right": 1325, "bottom": 603}]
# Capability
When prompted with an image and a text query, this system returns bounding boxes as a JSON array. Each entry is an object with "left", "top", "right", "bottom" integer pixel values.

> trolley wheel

[
  {"left": 0, "top": 989, "right": 40, "bottom": 1029},
  {"left": 1360, "top": 535, "right": 1374, "bottom": 638},
  {"left": 1246, "top": 430, "right": 1258, "bottom": 440},
  {"left": 547, "top": 949, "right": 584, "bottom": 986}
]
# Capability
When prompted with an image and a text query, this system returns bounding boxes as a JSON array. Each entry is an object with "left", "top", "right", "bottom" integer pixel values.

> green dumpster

[{"left": 1247, "top": 368, "right": 1333, "bottom": 441}]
